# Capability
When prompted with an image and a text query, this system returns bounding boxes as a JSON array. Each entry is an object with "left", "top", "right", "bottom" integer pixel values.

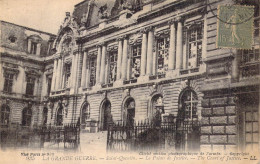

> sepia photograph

[{"left": 0, "top": 0, "right": 259, "bottom": 163}]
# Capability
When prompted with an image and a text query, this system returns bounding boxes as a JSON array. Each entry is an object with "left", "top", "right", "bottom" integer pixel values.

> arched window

[
  {"left": 150, "top": 95, "right": 163, "bottom": 120},
  {"left": 178, "top": 89, "right": 198, "bottom": 121},
  {"left": 22, "top": 107, "right": 32, "bottom": 126},
  {"left": 101, "top": 100, "right": 112, "bottom": 131},
  {"left": 56, "top": 105, "right": 63, "bottom": 126},
  {"left": 81, "top": 103, "right": 90, "bottom": 125},
  {"left": 43, "top": 107, "right": 48, "bottom": 126},
  {"left": 124, "top": 98, "right": 135, "bottom": 127},
  {"left": 176, "top": 88, "right": 200, "bottom": 151},
  {"left": 1, "top": 104, "right": 10, "bottom": 125}
]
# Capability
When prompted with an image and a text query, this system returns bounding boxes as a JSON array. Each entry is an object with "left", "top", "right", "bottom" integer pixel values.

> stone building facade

[
  {"left": 0, "top": 21, "right": 55, "bottom": 128},
  {"left": 1, "top": 0, "right": 259, "bottom": 152}
]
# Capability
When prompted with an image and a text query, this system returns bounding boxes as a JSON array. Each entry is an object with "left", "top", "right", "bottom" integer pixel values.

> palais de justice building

[{"left": 0, "top": 0, "right": 259, "bottom": 152}]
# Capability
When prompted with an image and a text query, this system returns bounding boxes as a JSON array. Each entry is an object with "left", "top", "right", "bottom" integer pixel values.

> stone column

[
  {"left": 96, "top": 45, "right": 102, "bottom": 84},
  {"left": 169, "top": 22, "right": 176, "bottom": 70},
  {"left": 55, "top": 58, "right": 61, "bottom": 90},
  {"left": 28, "top": 39, "right": 32, "bottom": 53},
  {"left": 85, "top": 59, "right": 90, "bottom": 88},
  {"left": 105, "top": 57, "right": 109, "bottom": 83},
  {"left": 201, "top": 14, "right": 208, "bottom": 72},
  {"left": 51, "top": 59, "right": 57, "bottom": 91},
  {"left": 141, "top": 31, "right": 147, "bottom": 76},
  {"left": 231, "top": 49, "right": 240, "bottom": 82},
  {"left": 70, "top": 54, "right": 76, "bottom": 88},
  {"left": 41, "top": 72, "right": 47, "bottom": 97},
  {"left": 36, "top": 43, "right": 41, "bottom": 55},
  {"left": 100, "top": 45, "right": 107, "bottom": 85},
  {"left": 60, "top": 57, "right": 64, "bottom": 89},
  {"left": 121, "top": 38, "right": 128, "bottom": 80},
  {"left": 116, "top": 39, "right": 123, "bottom": 80},
  {"left": 81, "top": 51, "right": 87, "bottom": 88},
  {"left": 146, "top": 28, "right": 154, "bottom": 75},
  {"left": 176, "top": 18, "right": 183, "bottom": 70},
  {"left": 73, "top": 52, "right": 79, "bottom": 88}
]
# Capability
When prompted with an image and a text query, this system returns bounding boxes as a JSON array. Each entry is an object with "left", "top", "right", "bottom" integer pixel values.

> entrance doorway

[{"left": 101, "top": 100, "right": 112, "bottom": 131}]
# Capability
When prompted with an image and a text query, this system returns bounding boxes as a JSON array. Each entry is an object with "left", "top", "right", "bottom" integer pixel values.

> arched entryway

[
  {"left": 100, "top": 100, "right": 112, "bottom": 131},
  {"left": 176, "top": 88, "right": 200, "bottom": 151},
  {"left": 22, "top": 107, "right": 32, "bottom": 126},
  {"left": 42, "top": 107, "right": 48, "bottom": 126},
  {"left": 150, "top": 94, "right": 164, "bottom": 121},
  {"left": 124, "top": 98, "right": 135, "bottom": 127},
  {"left": 56, "top": 104, "right": 63, "bottom": 126},
  {"left": 81, "top": 102, "right": 90, "bottom": 128}
]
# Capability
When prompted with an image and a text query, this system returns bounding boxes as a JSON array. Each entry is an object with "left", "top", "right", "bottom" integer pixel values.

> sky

[{"left": 0, "top": 0, "right": 84, "bottom": 35}]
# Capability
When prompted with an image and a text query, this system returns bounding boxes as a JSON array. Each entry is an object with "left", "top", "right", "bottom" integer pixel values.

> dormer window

[
  {"left": 27, "top": 35, "right": 42, "bottom": 55},
  {"left": 31, "top": 42, "right": 37, "bottom": 54}
]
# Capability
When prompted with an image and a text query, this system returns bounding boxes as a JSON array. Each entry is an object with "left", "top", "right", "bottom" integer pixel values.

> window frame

[
  {"left": 3, "top": 72, "right": 14, "bottom": 93},
  {"left": 156, "top": 35, "right": 170, "bottom": 74},
  {"left": 89, "top": 55, "right": 97, "bottom": 87},
  {"left": 1, "top": 104, "right": 11, "bottom": 126},
  {"left": 131, "top": 44, "right": 142, "bottom": 79},
  {"left": 25, "top": 76, "right": 36, "bottom": 96},
  {"left": 22, "top": 107, "right": 32, "bottom": 127},
  {"left": 186, "top": 23, "right": 203, "bottom": 69}
]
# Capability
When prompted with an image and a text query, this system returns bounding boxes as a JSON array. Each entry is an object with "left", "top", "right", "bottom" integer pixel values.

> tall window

[
  {"left": 22, "top": 107, "right": 32, "bottom": 126},
  {"left": 81, "top": 103, "right": 90, "bottom": 125},
  {"left": 26, "top": 76, "right": 35, "bottom": 95},
  {"left": 56, "top": 105, "right": 63, "bottom": 126},
  {"left": 157, "top": 36, "right": 170, "bottom": 74},
  {"left": 101, "top": 100, "right": 112, "bottom": 131},
  {"left": 89, "top": 56, "right": 97, "bottom": 87},
  {"left": 131, "top": 45, "right": 142, "bottom": 78},
  {"left": 47, "top": 77, "right": 52, "bottom": 96},
  {"left": 64, "top": 63, "right": 71, "bottom": 88},
  {"left": 43, "top": 107, "right": 48, "bottom": 126},
  {"left": 125, "top": 98, "right": 135, "bottom": 127},
  {"left": 3, "top": 72, "right": 14, "bottom": 93},
  {"left": 187, "top": 24, "right": 203, "bottom": 68},
  {"left": 150, "top": 95, "right": 163, "bottom": 120},
  {"left": 31, "top": 42, "right": 37, "bottom": 54},
  {"left": 1, "top": 104, "right": 10, "bottom": 125},
  {"left": 241, "top": 10, "right": 259, "bottom": 77},
  {"left": 244, "top": 110, "right": 259, "bottom": 151},
  {"left": 108, "top": 51, "right": 117, "bottom": 83}
]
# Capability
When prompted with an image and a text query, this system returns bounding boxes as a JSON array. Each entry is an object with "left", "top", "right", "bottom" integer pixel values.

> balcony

[
  {"left": 180, "top": 67, "right": 199, "bottom": 75},
  {"left": 102, "top": 83, "right": 113, "bottom": 88},
  {"left": 149, "top": 73, "right": 166, "bottom": 80},
  {"left": 123, "top": 79, "right": 137, "bottom": 85}
]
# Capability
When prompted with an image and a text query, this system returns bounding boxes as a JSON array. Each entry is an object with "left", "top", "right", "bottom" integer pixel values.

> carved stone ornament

[
  {"left": 129, "top": 33, "right": 142, "bottom": 45},
  {"left": 107, "top": 44, "right": 118, "bottom": 51},
  {"left": 155, "top": 29, "right": 170, "bottom": 38},
  {"left": 98, "top": 4, "right": 109, "bottom": 19}
]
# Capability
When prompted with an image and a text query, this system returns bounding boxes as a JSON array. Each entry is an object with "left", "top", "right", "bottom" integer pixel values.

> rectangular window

[
  {"left": 47, "top": 77, "right": 52, "bottom": 96},
  {"left": 241, "top": 16, "right": 259, "bottom": 78},
  {"left": 31, "top": 42, "right": 37, "bottom": 54},
  {"left": 3, "top": 73, "right": 14, "bottom": 93},
  {"left": 108, "top": 51, "right": 117, "bottom": 83},
  {"left": 157, "top": 36, "right": 169, "bottom": 74},
  {"left": 187, "top": 24, "right": 203, "bottom": 68},
  {"left": 89, "top": 56, "right": 97, "bottom": 87},
  {"left": 131, "top": 45, "right": 142, "bottom": 79},
  {"left": 64, "top": 63, "right": 71, "bottom": 88},
  {"left": 26, "top": 76, "right": 35, "bottom": 95},
  {"left": 245, "top": 111, "right": 259, "bottom": 151}
]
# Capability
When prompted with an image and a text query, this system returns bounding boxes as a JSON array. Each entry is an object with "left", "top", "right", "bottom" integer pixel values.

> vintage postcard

[{"left": 0, "top": 0, "right": 259, "bottom": 164}]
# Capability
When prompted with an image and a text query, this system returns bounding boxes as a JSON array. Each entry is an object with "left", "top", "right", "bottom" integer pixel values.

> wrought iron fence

[
  {"left": 0, "top": 123, "right": 80, "bottom": 150},
  {"left": 107, "top": 119, "right": 200, "bottom": 152}
]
